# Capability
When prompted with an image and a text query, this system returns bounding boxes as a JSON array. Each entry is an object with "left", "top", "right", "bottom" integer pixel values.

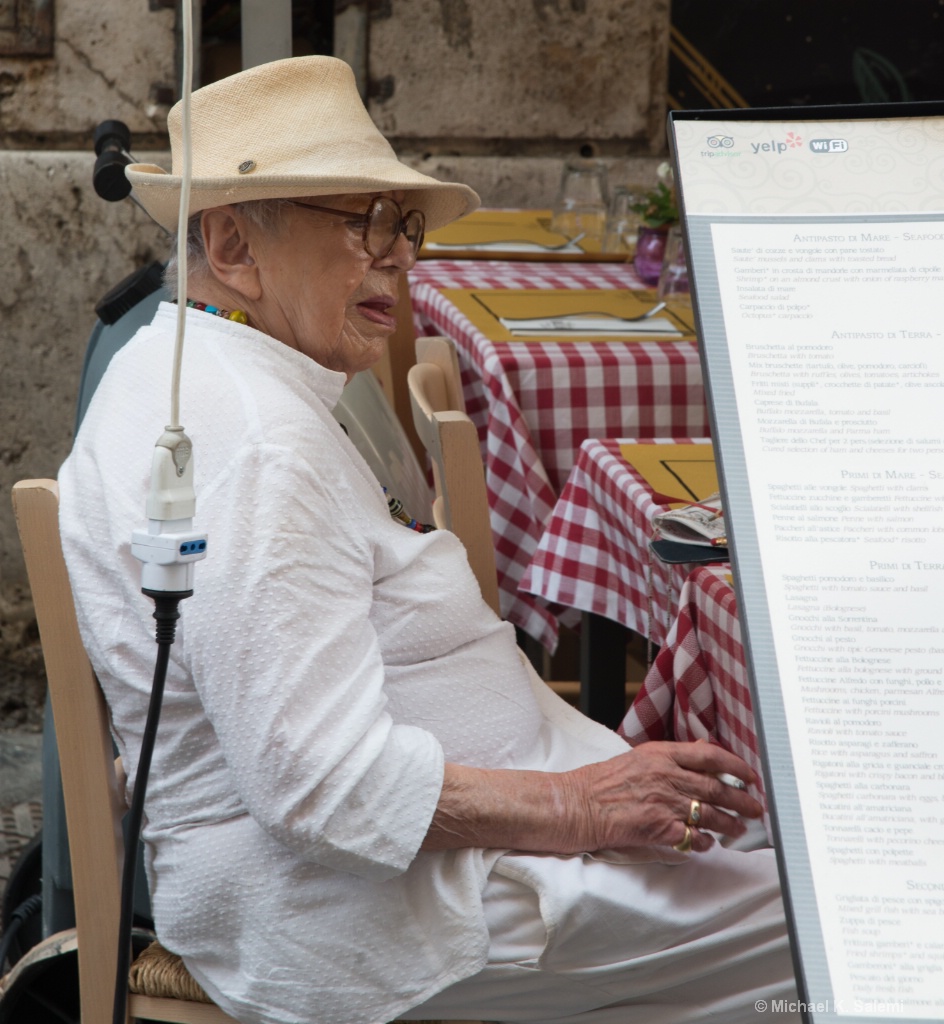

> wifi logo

[{"left": 809, "top": 138, "right": 849, "bottom": 153}]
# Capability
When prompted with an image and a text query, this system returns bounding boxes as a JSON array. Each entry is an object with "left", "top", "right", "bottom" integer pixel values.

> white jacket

[{"left": 59, "top": 304, "right": 629, "bottom": 1024}]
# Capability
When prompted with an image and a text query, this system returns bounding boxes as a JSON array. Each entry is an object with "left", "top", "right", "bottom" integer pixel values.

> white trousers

[{"left": 401, "top": 844, "right": 800, "bottom": 1024}]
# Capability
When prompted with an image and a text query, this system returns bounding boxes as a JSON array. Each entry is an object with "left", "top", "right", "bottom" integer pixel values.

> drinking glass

[
  {"left": 550, "top": 159, "right": 608, "bottom": 241},
  {"left": 657, "top": 224, "right": 689, "bottom": 299},
  {"left": 603, "top": 185, "right": 645, "bottom": 255}
]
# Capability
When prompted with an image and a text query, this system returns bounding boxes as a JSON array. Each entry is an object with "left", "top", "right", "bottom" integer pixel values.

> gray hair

[{"left": 162, "top": 199, "right": 295, "bottom": 294}]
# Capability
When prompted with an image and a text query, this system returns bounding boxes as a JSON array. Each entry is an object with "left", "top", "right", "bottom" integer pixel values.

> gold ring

[
  {"left": 687, "top": 799, "right": 702, "bottom": 827},
  {"left": 672, "top": 825, "right": 693, "bottom": 853}
]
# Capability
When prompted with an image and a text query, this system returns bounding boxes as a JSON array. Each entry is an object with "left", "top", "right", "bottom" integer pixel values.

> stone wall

[
  {"left": 0, "top": 0, "right": 670, "bottom": 724},
  {"left": 370, "top": 0, "right": 668, "bottom": 143},
  {"left": 0, "top": 0, "right": 175, "bottom": 142},
  {"left": 370, "top": 0, "right": 670, "bottom": 206},
  {"left": 1, "top": 0, "right": 175, "bottom": 724},
  {"left": 0, "top": 152, "right": 168, "bottom": 724}
]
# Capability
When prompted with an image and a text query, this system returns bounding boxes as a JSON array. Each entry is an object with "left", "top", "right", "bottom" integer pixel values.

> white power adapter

[{"left": 131, "top": 426, "right": 207, "bottom": 593}]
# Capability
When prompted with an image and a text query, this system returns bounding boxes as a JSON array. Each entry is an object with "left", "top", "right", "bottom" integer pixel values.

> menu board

[{"left": 670, "top": 106, "right": 944, "bottom": 1023}]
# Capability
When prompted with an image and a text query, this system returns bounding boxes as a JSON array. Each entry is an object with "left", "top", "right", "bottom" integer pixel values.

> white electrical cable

[
  {"left": 171, "top": 0, "right": 194, "bottom": 431},
  {"left": 131, "top": 0, "right": 207, "bottom": 591},
  {"left": 117, "top": 9, "right": 203, "bottom": 1023}
]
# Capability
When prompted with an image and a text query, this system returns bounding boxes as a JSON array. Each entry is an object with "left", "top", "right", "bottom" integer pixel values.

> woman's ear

[{"left": 201, "top": 207, "right": 262, "bottom": 301}]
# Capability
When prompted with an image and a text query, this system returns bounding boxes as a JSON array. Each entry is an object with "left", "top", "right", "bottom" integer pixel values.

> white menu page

[{"left": 672, "top": 113, "right": 944, "bottom": 1023}]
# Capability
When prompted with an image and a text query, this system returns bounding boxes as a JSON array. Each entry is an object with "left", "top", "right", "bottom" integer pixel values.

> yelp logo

[{"left": 750, "top": 132, "right": 803, "bottom": 155}]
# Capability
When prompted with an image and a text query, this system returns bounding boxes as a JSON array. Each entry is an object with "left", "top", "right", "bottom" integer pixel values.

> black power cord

[
  {"left": 0, "top": 893, "right": 43, "bottom": 975},
  {"left": 112, "top": 590, "right": 191, "bottom": 1024}
]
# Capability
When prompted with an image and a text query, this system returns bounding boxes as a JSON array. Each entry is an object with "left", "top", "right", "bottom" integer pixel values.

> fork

[
  {"left": 428, "top": 233, "right": 587, "bottom": 251},
  {"left": 500, "top": 301, "right": 668, "bottom": 323}
]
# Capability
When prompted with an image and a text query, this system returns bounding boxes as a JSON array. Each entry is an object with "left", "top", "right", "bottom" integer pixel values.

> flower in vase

[
  {"left": 631, "top": 164, "right": 680, "bottom": 284},
  {"left": 631, "top": 166, "right": 679, "bottom": 229}
]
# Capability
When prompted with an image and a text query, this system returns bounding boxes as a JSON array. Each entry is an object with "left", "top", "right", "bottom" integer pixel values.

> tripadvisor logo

[{"left": 702, "top": 133, "right": 741, "bottom": 157}]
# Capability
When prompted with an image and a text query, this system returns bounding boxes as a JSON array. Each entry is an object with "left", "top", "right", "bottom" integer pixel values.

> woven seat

[{"left": 129, "top": 940, "right": 214, "bottom": 1004}]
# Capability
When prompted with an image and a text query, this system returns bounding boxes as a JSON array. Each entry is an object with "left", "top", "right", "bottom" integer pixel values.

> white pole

[{"left": 241, "top": 0, "right": 293, "bottom": 69}]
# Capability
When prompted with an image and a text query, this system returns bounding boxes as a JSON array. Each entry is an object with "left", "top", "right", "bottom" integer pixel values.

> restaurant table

[
  {"left": 520, "top": 437, "right": 769, "bottom": 826},
  {"left": 408, "top": 259, "right": 708, "bottom": 647},
  {"left": 518, "top": 436, "right": 716, "bottom": 648},
  {"left": 518, "top": 435, "right": 717, "bottom": 724},
  {"left": 618, "top": 564, "right": 771, "bottom": 841},
  {"left": 420, "top": 207, "right": 628, "bottom": 262}
]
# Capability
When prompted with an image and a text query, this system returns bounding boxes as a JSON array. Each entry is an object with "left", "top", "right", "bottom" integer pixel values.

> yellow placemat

[
  {"left": 421, "top": 209, "right": 614, "bottom": 259},
  {"left": 442, "top": 288, "right": 697, "bottom": 342},
  {"left": 618, "top": 443, "right": 717, "bottom": 505},
  {"left": 425, "top": 209, "right": 565, "bottom": 246}
]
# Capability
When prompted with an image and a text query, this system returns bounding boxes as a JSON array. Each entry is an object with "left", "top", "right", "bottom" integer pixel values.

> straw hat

[{"left": 127, "top": 55, "right": 479, "bottom": 232}]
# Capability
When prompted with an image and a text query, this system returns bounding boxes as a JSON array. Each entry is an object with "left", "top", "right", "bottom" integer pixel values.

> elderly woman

[{"left": 59, "top": 56, "right": 798, "bottom": 1024}]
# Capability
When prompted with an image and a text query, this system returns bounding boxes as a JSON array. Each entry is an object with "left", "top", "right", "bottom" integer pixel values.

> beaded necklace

[
  {"left": 186, "top": 299, "right": 249, "bottom": 324},
  {"left": 384, "top": 487, "right": 435, "bottom": 533}
]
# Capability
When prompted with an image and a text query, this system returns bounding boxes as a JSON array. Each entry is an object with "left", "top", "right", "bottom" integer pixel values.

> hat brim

[{"left": 126, "top": 163, "right": 480, "bottom": 233}]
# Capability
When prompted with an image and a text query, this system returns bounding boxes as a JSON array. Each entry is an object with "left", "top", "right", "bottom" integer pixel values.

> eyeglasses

[{"left": 283, "top": 196, "right": 426, "bottom": 265}]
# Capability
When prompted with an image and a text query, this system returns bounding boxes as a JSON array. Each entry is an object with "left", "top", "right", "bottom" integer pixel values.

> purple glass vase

[{"left": 634, "top": 225, "right": 669, "bottom": 287}]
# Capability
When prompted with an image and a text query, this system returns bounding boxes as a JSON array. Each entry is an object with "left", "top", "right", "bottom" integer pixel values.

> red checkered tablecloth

[
  {"left": 618, "top": 564, "right": 769, "bottom": 838},
  {"left": 409, "top": 260, "right": 708, "bottom": 646},
  {"left": 519, "top": 437, "right": 713, "bottom": 648}
]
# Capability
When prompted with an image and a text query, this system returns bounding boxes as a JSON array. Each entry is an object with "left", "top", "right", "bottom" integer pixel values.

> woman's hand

[
  {"left": 567, "top": 740, "right": 762, "bottom": 854},
  {"left": 422, "top": 740, "right": 761, "bottom": 855}
]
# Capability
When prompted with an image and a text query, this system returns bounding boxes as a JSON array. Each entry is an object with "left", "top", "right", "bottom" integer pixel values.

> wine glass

[
  {"left": 603, "top": 185, "right": 646, "bottom": 255},
  {"left": 550, "top": 159, "right": 608, "bottom": 242},
  {"left": 657, "top": 225, "right": 690, "bottom": 299}
]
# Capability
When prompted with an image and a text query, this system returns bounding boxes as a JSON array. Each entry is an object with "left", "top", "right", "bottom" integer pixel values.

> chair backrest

[
  {"left": 407, "top": 338, "right": 502, "bottom": 617},
  {"left": 11, "top": 479, "right": 125, "bottom": 1024},
  {"left": 387, "top": 272, "right": 426, "bottom": 465},
  {"left": 12, "top": 479, "right": 240, "bottom": 1024}
]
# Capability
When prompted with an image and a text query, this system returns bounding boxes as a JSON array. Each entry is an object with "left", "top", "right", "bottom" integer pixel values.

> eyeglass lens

[{"left": 366, "top": 197, "right": 425, "bottom": 261}]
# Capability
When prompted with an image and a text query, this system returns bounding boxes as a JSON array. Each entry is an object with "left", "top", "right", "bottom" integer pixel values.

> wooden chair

[
  {"left": 381, "top": 273, "right": 426, "bottom": 467},
  {"left": 11, "top": 479, "right": 238, "bottom": 1023},
  {"left": 407, "top": 338, "right": 502, "bottom": 616}
]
